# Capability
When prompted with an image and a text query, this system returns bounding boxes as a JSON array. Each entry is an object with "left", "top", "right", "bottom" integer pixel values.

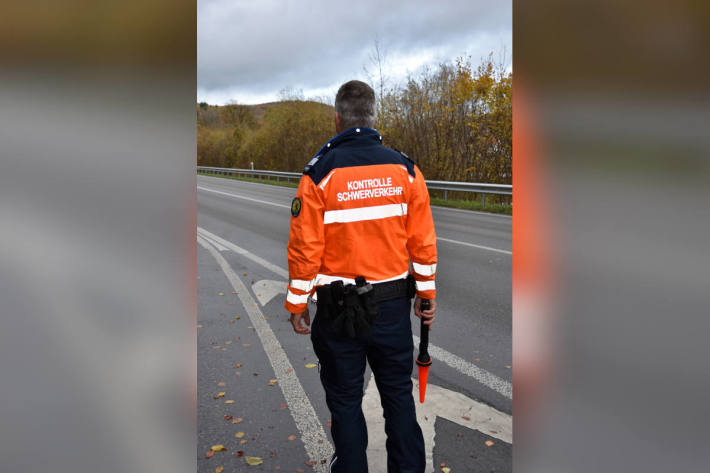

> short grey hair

[{"left": 335, "top": 80, "right": 376, "bottom": 130}]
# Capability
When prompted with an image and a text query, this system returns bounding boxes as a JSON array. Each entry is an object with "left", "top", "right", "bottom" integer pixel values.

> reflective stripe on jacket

[{"left": 285, "top": 127, "right": 437, "bottom": 314}]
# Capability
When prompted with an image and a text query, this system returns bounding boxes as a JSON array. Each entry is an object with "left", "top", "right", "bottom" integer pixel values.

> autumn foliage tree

[{"left": 378, "top": 54, "right": 511, "bottom": 184}]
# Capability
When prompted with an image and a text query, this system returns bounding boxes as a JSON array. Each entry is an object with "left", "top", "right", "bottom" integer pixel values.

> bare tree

[{"left": 363, "top": 34, "right": 389, "bottom": 103}]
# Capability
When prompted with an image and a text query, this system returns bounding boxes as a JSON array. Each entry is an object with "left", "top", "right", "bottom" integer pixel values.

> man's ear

[{"left": 334, "top": 112, "right": 343, "bottom": 133}]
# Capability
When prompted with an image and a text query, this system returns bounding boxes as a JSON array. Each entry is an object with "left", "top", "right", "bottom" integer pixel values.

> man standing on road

[{"left": 285, "top": 80, "right": 437, "bottom": 473}]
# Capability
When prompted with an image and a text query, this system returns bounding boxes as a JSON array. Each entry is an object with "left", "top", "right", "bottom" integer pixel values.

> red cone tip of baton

[{"left": 416, "top": 357, "right": 432, "bottom": 403}]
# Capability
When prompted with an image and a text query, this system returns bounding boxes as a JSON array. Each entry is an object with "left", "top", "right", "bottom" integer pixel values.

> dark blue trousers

[{"left": 311, "top": 296, "right": 426, "bottom": 473}]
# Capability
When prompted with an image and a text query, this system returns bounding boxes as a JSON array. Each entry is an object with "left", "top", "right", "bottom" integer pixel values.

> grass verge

[
  {"left": 429, "top": 197, "right": 512, "bottom": 215},
  {"left": 199, "top": 171, "right": 512, "bottom": 214}
]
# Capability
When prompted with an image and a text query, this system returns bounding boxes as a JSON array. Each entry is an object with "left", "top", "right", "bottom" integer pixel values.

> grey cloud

[{"left": 198, "top": 0, "right": 511, "bottom": 103}]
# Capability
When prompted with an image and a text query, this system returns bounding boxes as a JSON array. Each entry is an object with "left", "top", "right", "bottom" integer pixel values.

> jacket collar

[{"left": 313, "top": 127, "right": 382, "bottom": 157}]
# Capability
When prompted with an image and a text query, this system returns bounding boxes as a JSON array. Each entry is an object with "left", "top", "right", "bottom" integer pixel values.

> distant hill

[{"left": 197, "top": 100, "right": 333, "bottom": 127}]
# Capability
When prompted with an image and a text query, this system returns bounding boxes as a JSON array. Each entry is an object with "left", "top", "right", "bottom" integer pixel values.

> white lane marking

[
  {"left": 363, "top": 374, "right": 512, "bottom": 473},
  {"left": 197, "top": 236, "right": 333, "bottom": 471},
  {"left": 199, "top": 233, "right": 229, "bottom": 252},
  {"left": 197, "top": 186, "right": 290, "bottom": 209},
  {"left": 197, "top": 227, "right": 289, "bottom": 279},
  {"left": 437, "top": 237, "right": 512, "bottom": 255},
  {"left": 413, "top": 334, "right": 512, "bottom": 399},
  {"left": 199, "top": 227, "right": 511, "bottom": 399},
  {"left": 252, "top": 280, "right": 288, "bottom": 306}
]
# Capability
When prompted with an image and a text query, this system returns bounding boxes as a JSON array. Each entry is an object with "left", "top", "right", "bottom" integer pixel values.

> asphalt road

[{"left": 197, "top": 174, "right": 511, "bottom": 473}]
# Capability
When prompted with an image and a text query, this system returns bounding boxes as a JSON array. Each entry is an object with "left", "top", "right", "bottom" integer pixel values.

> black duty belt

[
  {"left": 314, "top": 275, "right": 416, "bottom": 338},
  {"left": 370, "top": 275, "right": 415, "bottom": 302}
]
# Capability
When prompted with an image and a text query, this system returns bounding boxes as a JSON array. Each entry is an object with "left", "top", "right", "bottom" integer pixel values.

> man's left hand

[{"left": 289, "top": 308, "right": 311, "bottom": 335}]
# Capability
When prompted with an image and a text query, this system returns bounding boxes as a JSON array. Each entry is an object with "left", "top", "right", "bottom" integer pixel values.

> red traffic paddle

[{"left": 415, "top": 299, "right": 432, "bottom": 403}]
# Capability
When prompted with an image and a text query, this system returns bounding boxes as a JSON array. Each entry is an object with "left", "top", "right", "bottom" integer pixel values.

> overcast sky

[{"left": 198, "top": 0, "right": 511, "bottom": 105}]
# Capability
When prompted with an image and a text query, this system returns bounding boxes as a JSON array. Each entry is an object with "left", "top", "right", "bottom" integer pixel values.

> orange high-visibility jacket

[{"left": 285, "top": 127, "right": 437, "bottom": 314}]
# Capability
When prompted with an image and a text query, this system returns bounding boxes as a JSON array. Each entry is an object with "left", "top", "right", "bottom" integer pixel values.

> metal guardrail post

[{"left": 444, "top": 190, "right": 448, "bottom": 201}]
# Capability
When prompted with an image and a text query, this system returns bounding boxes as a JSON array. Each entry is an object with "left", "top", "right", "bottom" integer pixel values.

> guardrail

[{"left": 197, "top": 166, "right": 512, "bottom": 204}]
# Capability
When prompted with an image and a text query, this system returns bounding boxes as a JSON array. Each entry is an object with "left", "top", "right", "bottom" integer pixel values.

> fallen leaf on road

[
  {"left": 211, "top": 445, "right": 227, "bottom": 451},
  {"left": 224, "top": 415, "right": 232, "bottom": 421},
  {"left": 235, "top": 432, "right": 245, "bottom": 438},
  {"left": 279, "top": 403, "right": 287, "bottom": 410},
  {"left": 240, "top": 439, "right": 248, "bottom": 444},
  {"left": 288, "top": 435, "right": 296, "bottom": 441},
  {"left": 245, "top": 456, "right": 263, "bottom": 466},
  {"left": 235, "top": 451, "right": 244, "bottom": 457},
  {"left": 224, "top": 400, "right": 235, "bottom": 404},
  {"left": 234, "top": 371, "right": 241, "bottom": 375},
  {"left": 269, "top": 379, "right": 278, "bottom": 386},
  {"left": 442, "top": 468, "right": 451, "bottom": 473},
  {"left": 440, "top": 463, "right": 446, "bottom": 467},
  {"left": 232, "top": 417, "right": 243, "bottom": 423},
  {"left": 197, "top": 324, "right": 203, "bottom": 328},
  {"left": 225, "top": 341, "right": 232, "bottom": 345},
  {"left": 285, "top": 369, "right": 293, "bottom": 374},
  {"left": 505, "top": 365, "right": 511, "bottom": 369},
  {"left": 214, "top": 392, "right": 226, "bottom": 399},
  {"left": 215, "top": 466, "right": 224, "bottom": 473},
  {"left": 462, "top": 416, "right": 471, "bottom": 421},
  {"left": 305, "top": 460, "right": 316, "bottom": 466},
  {"left": 232, "top": 291, "right": 238, "bottom": 294},
  {"left": 218, "top": 382, "right": 226, "bottom": 387},
  {"left": 485, "top": 440, "right": 494, "bottom": 447},
  {"left": 305, "top": 363, "right": 317, "bottom": 368},
  {"left": 205, "top": 450, "right": 214, "bottom": 459},
  {"left": 235, "top": 316, "right": 241, "bottom": 320},
  {"left": 296, "top": 469, "right": 304, "bottom": 473},
  {"left": 234, "top": 363, "right": 243, "bottom": 368},
  {"left": 243, "top": 273, "right": 248, "bottom": 276},
  {"left": 253, "top": 372, "right": 259, "bottom": 376}
]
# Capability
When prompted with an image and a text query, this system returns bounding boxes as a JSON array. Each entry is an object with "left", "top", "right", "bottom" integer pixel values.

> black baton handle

[{"left": 417, "top": 299, "right": 432, "bottom": 366}]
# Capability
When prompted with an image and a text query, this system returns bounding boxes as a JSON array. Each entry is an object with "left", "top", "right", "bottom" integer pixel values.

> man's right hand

[
  {"left": 414, "top": 297, "right": 436, "bottom": 329},
  {"left": 289, "top": 308, "right": 311, "bottom": 335}
]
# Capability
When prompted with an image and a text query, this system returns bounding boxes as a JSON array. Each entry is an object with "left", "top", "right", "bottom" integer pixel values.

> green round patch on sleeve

[{"left": 291, "top": 197, "right": 301, "bottom": 217}]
